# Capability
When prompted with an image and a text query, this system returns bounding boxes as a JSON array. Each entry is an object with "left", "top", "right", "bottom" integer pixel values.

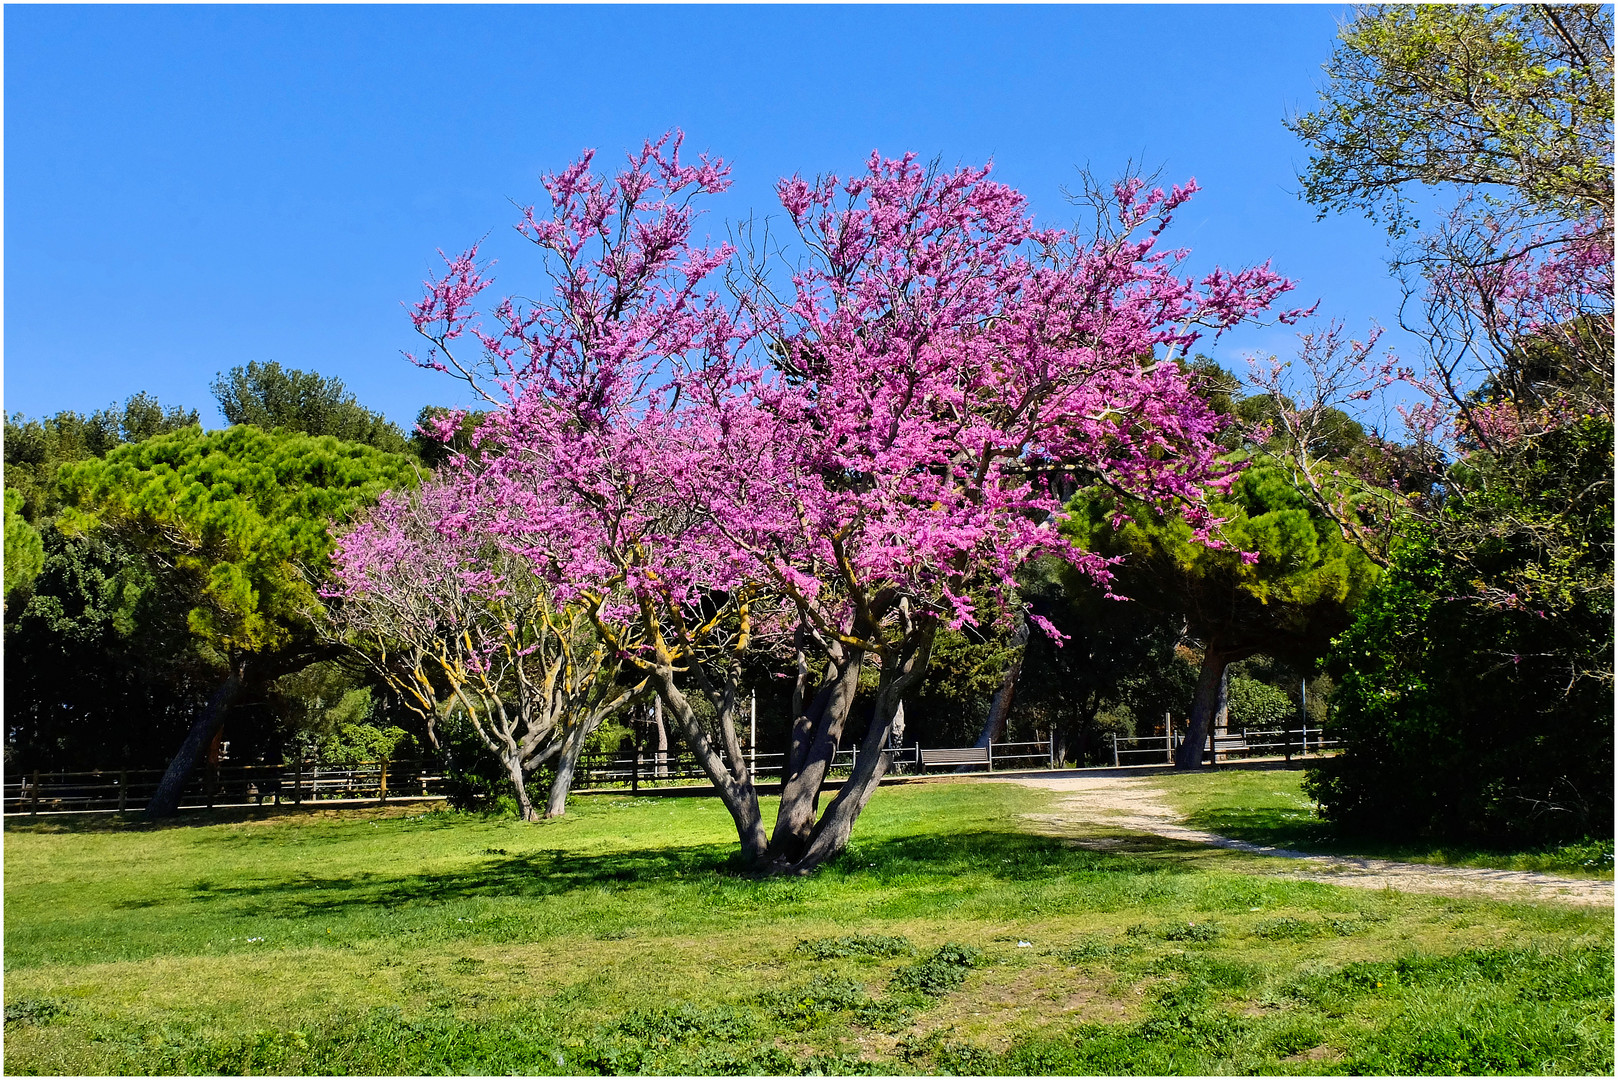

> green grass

[
  {"left": 5, "top": 780, "right": 1612, "bottom": 1075},
  {"left": 1153, "top": 767, "right": 1617, "bottom": 877}
]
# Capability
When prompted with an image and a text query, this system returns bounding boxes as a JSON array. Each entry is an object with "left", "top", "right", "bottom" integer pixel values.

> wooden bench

[{"left": 919, "top": 746, "right": 991, "bottom": 772}]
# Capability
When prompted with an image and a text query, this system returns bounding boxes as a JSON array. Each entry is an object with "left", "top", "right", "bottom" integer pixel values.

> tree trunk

[
  {"left": 1052, "top": 723, "right": 1071, "bottom": 769},
  {"left": 144, "top": 658, "right": 247, "bottom": 819},
  {"left": 973, "top": 624, "right": 1029, "bottom": 750},
  {"left": 652, "top": 695, "right": 668, "bottom": 778},
  {"left": 770, "top": 648, "right": 864, "bottom": 862},
  {"left": 773, "top": 619, "right": 936, "bottom": 874},
  {"left": 505, "top": 750, "right": 538, "bottom": 822},
  {"left": 970, "top": 651, "right": 1023, "bottom": 762},
  {"left": 1175, "top": 643, "right": 1236, "bottom": 769},
  {"left": 545, "top": 718, "right": 594, "bottom": 818},
  {"left": 652, "top": 670, "right": 769, "bottom": 862}
]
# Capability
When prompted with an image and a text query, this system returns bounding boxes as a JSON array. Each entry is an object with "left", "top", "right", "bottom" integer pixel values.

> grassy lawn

[
  {"left": 5, "top": 780, "right": 1612, "bottom": 1075},
  {"left": 1152, "top": 766, "right": 1617, "bottom": 877}
]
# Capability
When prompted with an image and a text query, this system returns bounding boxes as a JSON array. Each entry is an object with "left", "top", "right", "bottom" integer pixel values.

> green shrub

[
  {"left": 1314, "top": 419, "right": 1614, "bottom": 845},
  {"left": 1129, "top": 920, "right": 1221, "bottom": 944},
  {"left": 794, "top": 933, "right": 913, "bottom": 960},
  {"left": 760, "top": 976, "right": 869, "bottom": 1024},
  {"left": 889, "top": 943, "right": 982, "bottom": 997}
]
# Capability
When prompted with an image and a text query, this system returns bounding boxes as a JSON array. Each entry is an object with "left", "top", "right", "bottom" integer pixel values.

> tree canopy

[
  {"left": 4, "top": 490, "right": 45, "bottom": 609},
  {"left": 211, "top": 360, "right": 413, "bottom": 456},
  {"left": 1289, "top": 4, "right": 1613, "bottom": 233},
  {"left": 398, "top": 135, "right": 1305, "bottom": 868},
  {"left": 4, "top": 393, "right": 201, "bottom": 524},
  {"left": 1063, "top": 459, "right": 1380, "bottom": 766},
  {"left": 53, "top": 424, "right": 417, "bottom": 815},
  {"left": 59, "top": 424, "right": 418, "bottom": 658}
]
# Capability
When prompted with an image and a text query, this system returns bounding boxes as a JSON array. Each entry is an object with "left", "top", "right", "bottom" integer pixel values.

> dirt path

[{"left": 999, "top": 772, "right": 1614, "bottom": 907}]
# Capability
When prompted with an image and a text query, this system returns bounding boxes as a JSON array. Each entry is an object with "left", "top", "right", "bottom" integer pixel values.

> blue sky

[{"left": 6, "top": 4, "right": 1411, "bottom": 430}]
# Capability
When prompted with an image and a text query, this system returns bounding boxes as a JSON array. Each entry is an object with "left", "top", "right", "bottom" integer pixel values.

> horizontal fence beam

[{"left": 7, "top": 732, "right": 1331, "bottom": 816}]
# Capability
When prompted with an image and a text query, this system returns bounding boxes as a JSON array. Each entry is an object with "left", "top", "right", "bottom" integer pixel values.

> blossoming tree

[
  {"left": 398, "top": 133, "right": 1307, "bottom": 871},
  {"left": 328, "top": 478, "right": 643, "bottom": 820}
]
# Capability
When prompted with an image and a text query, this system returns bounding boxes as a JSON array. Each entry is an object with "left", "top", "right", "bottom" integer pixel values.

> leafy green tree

[
  {"left": 4, "top": 490, "right": 44, "bottom": 609},
  {"left": 1225, "top": 676, "right": 1296, "bottom": 730},
  {"left": 4, "top": 393, "right": 200, "bottom": 524},
  {"left": 1311, "top": 417, "right": 1613, "bottom": 844},
  {"left": 56, "top": 425, "right": 416, "bottom": 816},
  {"left": 1288, "top": 5, "right": 1613, "bottom": 232},
  {"left": 1009, "top": 559, "right": 1192, "bottom": 765},
  {"left": 1064, "top": 460, "right": 1380, "bottom": 768},
  {"left": 4, "top": 528, "right": 214, "bottom": 770},
  {"left": 212, "top": 361, "right": 412, "bottom": 455}
]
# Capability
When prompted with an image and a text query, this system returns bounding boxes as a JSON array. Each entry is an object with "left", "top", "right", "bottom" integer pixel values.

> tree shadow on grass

[
  {"left": 164, "top": 827, "right": 1200, "bottom": 921},
  {"left": 4, "top": 802, "right": 456, "bottom": 835}
]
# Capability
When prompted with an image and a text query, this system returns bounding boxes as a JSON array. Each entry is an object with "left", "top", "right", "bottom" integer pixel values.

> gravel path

[{"left": 1000, "top": 772, "right": 1614, "bottom": 907}]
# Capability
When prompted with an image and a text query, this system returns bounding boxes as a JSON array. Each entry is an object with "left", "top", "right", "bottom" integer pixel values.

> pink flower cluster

[{"left": 375, "top": 135, "right": 1304, "bottom": 664}]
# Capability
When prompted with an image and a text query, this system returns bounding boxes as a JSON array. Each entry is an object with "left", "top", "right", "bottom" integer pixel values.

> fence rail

[
  {"left": 6, "top": 730, "right": 1334, "bottom": 816},
  {"left": 1108, "top": 727, "right": 1340, "bottom": 766},
  {"left": 3, "top": 761, "right": 444, "bottom": 816}
]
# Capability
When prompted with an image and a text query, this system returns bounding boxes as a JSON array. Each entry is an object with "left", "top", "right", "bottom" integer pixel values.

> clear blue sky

[{"left": 6, "top": 4, "right": 1410, "bottom": 430}]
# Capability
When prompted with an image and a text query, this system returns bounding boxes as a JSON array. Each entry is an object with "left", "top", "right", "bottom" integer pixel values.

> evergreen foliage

[
  {"left": 1225, "top": 676, "right": 1296, "bottom": 730},
  {"left": 4, "top": 393, "right": 200, "bottom": 523},
  {"left": 211, "top": 361, "right": 412, "bottom": 456},
  {"left": 1064, "top": 460, "right": 1380, "bottom": 660},
  {"left": 4, "top": 489, "right": 45, "bottom": 608},
  {"left": 56, "top": 424, "right": 416, "bottom": 658},
  {"left": 1310, "top": 418, "right": 1614, "bottom": 844},
  {"left": 4, "top": 529, "right": 214, "bottom": 769}
]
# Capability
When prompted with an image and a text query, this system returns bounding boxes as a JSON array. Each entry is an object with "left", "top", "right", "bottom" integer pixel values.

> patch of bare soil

[{"left": 999, "top": 772, "right": 1615, "bottom": 908}]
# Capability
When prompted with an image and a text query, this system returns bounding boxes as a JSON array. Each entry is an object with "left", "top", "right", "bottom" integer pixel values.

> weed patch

[
  {"left": 4, "top": 997, "right": 68, "bottom": 1025},
  {"left": 888, "top": 943, "right": 982, "bottom": 997},
  {"left": 1128, "top": 919, "right": 1221, "bottom": 944},
  {"left": 794, "top": 933, "right": 913, "bottom": 960},
  {"left": 760, "top": 976, "right": 869, "bottom": 1025}
]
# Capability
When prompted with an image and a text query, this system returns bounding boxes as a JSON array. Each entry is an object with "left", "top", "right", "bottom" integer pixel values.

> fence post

[
  {"left": 986, "top": 743, "right": 993, "bottom": 773},
  {"left": 379, "top": 760, "right": 389, "bottom": 803},
  {"left": 1112, "top": 734, "right": 1120, "bottom": 768},
  {"left": 118, "top": 769, "right": 129, "bottom": 813},
  {"left": 631, "top": 749, "right": 639, "bottom": 796},
  {"left": 30, "top": 771, "right": 41, "bottom": 817},
  {"left": 293, "top": 757, "right": 304, "bottom": 806}
]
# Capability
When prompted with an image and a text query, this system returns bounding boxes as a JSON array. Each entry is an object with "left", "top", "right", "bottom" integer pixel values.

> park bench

[{"left": 918, "top": 746, "right": 991, "bottom": 773}]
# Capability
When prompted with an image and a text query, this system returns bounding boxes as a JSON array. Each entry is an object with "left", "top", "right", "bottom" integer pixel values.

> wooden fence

[
  {"left": 3, "top": 760, "right": 445, "bottom": 816},
  {"left": 4, "top": 731, "right": 1332, "bottom": 816},
  {"left": 574, "top": 739, "right": 1057, "bottom": 793},
  {"left": 1109, "top": 727, "right": 1340, "bottom": 766}
]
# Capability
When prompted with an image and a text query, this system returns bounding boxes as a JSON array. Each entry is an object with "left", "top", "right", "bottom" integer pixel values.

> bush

[
  {"left": 889, "top": 944, "right": 982, "bottom": 997},
  {"left": 1311, "top": 419, "right": 1613, "bottom": 846},
  {"left": 1226, "top": 677, "right": 1296, "bottom": 729}
]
